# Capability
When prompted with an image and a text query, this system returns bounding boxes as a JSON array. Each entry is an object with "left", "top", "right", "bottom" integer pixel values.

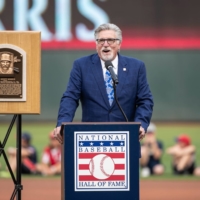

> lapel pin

[{"left": 123, "top": 68, "right": 126, "bottom": 71}]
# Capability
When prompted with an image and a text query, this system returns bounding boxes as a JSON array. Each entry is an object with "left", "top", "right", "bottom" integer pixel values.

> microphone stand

[{"left": 113, "top": 81, "right": 128, "bottom": 122}]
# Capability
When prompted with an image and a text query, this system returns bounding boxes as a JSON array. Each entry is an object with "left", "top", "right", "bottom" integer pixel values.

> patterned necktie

[{"left": 105, "top": 70, "right": 114, "bottom": 106}]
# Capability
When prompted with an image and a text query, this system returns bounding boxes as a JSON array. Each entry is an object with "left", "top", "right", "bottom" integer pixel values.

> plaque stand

[
  {"left": 0, "top": 114, "right": 23, "bottom": 200},
  {"left": 0, "top": 31, "right": 41, "bottom": 200}
]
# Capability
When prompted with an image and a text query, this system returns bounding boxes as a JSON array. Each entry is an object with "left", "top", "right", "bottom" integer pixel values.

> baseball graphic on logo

[{"left": 89, "top": 154, "right": 115, "bottom": 179}]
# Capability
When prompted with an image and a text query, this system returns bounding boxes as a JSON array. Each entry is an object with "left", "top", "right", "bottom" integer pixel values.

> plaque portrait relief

[
  {"left": 0, "top": 44, "right": 26, "bottom": 101},
  {"left": 0, "top": 52, "right": 14, "bottom": 74}
]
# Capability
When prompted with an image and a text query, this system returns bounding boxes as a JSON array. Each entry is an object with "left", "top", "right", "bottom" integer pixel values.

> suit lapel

[{"left": 91, "top": 54, "right": 110, "bottom": 108}]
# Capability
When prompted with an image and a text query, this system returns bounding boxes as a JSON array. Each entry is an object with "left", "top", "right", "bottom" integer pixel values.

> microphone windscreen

[{"left": 105, "top": 60, "right": 113, "bottom": 70}]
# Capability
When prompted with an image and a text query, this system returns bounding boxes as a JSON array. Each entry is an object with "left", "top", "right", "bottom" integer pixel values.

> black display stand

[
  {"left": 61, "top": 122, "right": 140, "bottom": 200},
  {"left": 0, "top": 115, "right": 23, "bottom": 200}
]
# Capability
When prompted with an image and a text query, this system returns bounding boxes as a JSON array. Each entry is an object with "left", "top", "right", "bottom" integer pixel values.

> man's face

[
  {"left": 96, "top": 30, "right": 121, "bottom": 61},
  {"left": 0, "top": 60, "right": 11, "bottom": 73}
]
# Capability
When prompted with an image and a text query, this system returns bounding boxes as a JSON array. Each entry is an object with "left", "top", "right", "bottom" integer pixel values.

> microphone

[
  {"left": 105, "top": 60, "right": 128, "bottom": 122},
  {"left": 105, "top": 60, "right": 119, "bottom": 84}
]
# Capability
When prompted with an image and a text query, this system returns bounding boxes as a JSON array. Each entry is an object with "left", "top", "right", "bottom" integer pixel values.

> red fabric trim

[{"left": 41, "top": 37, "right": 200, "bottom": 50}]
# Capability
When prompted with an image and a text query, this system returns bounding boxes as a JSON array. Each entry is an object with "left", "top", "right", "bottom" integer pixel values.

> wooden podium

[{"left": 61, "top": 122, "right": 140, "bottom": 200}]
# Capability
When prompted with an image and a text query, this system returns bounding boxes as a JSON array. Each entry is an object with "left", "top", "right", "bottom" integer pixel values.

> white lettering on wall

[
  {"left": 55, "top": 0, "right": 72, "bottom": 41},
  {"left": 14, "top": 0, "right": 53, "bottom": 41},
  {"left": 76, "top": 0, "right": 109, "bottom": 41},
  {"left": 0, "top": 0, "right": 5, "bottom": 30},
  {"left": 0, "top": 0, "right": 110, "bottom": 42}
]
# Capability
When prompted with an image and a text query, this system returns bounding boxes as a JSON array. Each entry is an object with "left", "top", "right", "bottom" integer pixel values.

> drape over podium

[{"left": 61, "top": 122, "right": 140, "bottom": 200}]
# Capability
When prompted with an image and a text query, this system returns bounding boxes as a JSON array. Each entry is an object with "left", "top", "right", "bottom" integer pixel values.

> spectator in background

[
  {"left": 166, "top": 134, "right": 199, "bottom": 176},
  {"left": 37, "top": 130, "right": 61, "bottom": 176},
  {"left": 140, "top": 123, "right": 164, "bottom": 177},
  {"left": 8, "top": 132, "right": 38, "bottom": 174}
]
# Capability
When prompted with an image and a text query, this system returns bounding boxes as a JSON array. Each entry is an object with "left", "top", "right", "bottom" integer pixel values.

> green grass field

[{"left": 0, "top": 122, "right": 200, "bottom": 178}]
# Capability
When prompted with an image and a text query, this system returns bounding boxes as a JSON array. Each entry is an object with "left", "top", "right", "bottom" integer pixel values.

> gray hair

[{"left": 94, "top": 23, "right": 122, "bottom": 42}]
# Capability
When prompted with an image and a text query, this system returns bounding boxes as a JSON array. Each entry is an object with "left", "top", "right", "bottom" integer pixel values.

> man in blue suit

[{"left": 54, "top": 23, "right": 153, "bottom": 143}]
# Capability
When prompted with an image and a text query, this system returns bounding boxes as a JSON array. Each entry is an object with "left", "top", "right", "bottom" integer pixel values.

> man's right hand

[{"left": 54, "top": 126, "right": 63, "bottom": 144}]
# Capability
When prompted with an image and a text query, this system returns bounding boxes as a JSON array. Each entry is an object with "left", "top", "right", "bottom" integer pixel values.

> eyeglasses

[{"left": 96, "top": 38, "right": 120, "bottom": 45}]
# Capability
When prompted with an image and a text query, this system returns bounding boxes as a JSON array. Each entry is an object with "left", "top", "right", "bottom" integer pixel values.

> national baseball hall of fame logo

[{"left": 74, "top": 131, "right": 130, "bottom": 191}]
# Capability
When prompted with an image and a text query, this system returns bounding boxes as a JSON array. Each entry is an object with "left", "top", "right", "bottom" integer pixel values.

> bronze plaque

[{"left": 0, "top": 44, "right": 26, "bottom": 101}]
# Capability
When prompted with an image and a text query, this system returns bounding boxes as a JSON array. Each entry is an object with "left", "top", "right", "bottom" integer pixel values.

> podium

[{"left": 61, "top": 122, "right": 140, "bottom": 200}]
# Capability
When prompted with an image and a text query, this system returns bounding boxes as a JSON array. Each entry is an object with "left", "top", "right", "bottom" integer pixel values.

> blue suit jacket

[{"left": 57, "top": 53, "right": 153, "bottom": 131}]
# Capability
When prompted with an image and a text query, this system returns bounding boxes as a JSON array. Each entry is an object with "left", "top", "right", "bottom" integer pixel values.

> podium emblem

[{"left": 75, "top": 131, "right": 130, "bottom": 191}]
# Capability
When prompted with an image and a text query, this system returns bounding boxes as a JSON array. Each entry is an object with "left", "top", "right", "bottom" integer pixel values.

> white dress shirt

[{"left": 100, "top": 55, "right": 118, "bottom": 79}]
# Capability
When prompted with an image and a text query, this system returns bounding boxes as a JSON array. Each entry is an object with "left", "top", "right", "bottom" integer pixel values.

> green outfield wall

[{"left": 1, "top": 50, "right": 200, "bottom": 122}]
